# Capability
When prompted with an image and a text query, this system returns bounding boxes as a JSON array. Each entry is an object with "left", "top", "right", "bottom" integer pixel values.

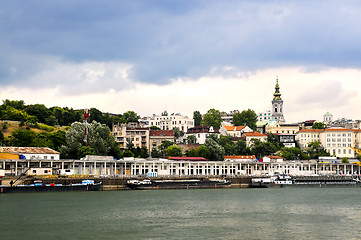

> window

[{"left": 33, "top": 170, "right": 37, "bottom": 173}]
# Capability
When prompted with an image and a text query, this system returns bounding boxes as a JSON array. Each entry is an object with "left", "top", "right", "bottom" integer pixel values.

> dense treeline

[{"left": 0, "top": 99, "right": 140, "bottom": 129}]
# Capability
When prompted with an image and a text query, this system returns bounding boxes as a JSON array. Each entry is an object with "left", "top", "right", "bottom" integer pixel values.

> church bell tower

[{"left": 271, "top": 76, "right": 285, "bottom": 123}]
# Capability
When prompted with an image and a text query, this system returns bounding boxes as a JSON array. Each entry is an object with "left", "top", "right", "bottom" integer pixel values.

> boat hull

[
  {"left": 0, "top": 183, "right": 102, "bottom": 193},
  {"left": 127, "top": 180, "right": 231, "bottom": 190}
]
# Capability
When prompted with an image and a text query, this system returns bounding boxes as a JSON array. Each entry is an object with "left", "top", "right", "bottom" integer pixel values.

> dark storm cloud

[{"left": 1, "top": 0, "right": 361, "bottom": 93}]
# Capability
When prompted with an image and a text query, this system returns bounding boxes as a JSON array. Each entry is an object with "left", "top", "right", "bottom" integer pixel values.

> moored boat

[
  {"left": 0, "top": 180, "right": 102, "bottom": 193},
  {"left": 266, "top": 175, "right": 360, "bottom": 188},
  {"left": 126, "top": 178, "right": 231, "bottom": 190}
]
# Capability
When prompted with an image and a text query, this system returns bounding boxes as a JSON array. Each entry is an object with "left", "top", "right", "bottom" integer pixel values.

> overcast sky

[{"left": 1, "top": 0, "right": 361, "bottom": 123}]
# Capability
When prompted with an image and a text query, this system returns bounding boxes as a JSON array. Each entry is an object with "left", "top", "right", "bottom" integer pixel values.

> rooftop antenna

[{"left": 83, "top": 109, "right": 90, "bottom": 146}]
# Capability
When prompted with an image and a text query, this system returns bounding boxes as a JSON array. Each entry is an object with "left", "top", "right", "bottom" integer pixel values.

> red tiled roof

[
  {"left": 187, "top": 125, "right": 219, "bottom": 134},
  {"left": 244, "top": 132, "right": 267, "bottom": 137},
  {"left": 325, "top": 128, "right": 353, "bottom": 132},
  {"left": 298, "top": 129, "right": 324, "bottom": 133},
  {"left": 224, "top": 126, "right": 246, "bottom": 131},
  {"left": 224, "top": 155, "right": 256, "bottom": 159},
  {"left": 265, "top": 155, "right": 283, "bottom": 159},
  {"left": 150, "top": 130, "right": 174, "bottom": 137}
]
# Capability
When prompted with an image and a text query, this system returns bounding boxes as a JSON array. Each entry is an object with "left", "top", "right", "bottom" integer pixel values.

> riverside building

[{"left": 1, "top": 157, "right": 360, "bottom": 178}]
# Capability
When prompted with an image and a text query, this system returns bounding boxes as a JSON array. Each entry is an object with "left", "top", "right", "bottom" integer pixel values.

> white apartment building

[
  {"left": 144, "top": 112, "right": 194, "bottom": 132},
  {"left": 296, "top": 129, "right": 323, "bottom": 148},
  {"left": 320, "top": 128, "right": 355, "bottom": 158},
  {"left": 296, "top": 128, "right": 361, "bottom": 158}
]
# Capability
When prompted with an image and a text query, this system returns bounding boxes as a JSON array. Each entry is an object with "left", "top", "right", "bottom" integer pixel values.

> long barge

[
  {"left": 127, "top": 178, "right": 231, "bottom": 190},
  {"left": 0, "top": 180, "right": 102, "bottom": 193},
  {"left": 251, "top": 175, "right": 361, "bottom": 188}
]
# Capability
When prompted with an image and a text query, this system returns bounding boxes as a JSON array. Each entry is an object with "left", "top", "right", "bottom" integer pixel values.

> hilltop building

[
  {"left": 220, "top": 125, "right": 253, "bottom": 137},
  {"left": 271, "top": 76, "right": 285, "bottom": 123},
  {"left": 112, "top": 122, "right": 149, "bottom": 150},
  {"left": 149, "top": 130, "right": 175, "bottom": 152},
  {"left": 323, "top": 111, "right": 333, "bottom": 125},
  {"left": 258, "top": 110, "right": 272, "bottom": 121},
  {"left": 142, "top": 111, "right": 194, "bottom": 132},
  {"left": 221, "top": 110, "right": 239, "bottom": 124},
  {"left": 185, "top": 125, "right": 220, "bottom": 144}
]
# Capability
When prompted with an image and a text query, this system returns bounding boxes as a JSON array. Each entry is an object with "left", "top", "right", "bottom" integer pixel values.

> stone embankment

[{"left": 1, "top": 175, "right": 254, "bottom": 190}]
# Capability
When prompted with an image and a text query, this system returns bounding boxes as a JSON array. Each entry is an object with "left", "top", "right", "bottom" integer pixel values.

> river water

[{"left": 1, "top": 188, "right": 360, "bottom": 240}]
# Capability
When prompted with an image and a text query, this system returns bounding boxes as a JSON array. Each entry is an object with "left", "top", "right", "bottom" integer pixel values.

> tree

[
  {"left": 151, "top": 148, "right": 162, "bottom": 158},
  {"left": 24, "top": 104, "right": 51, "bottom": 124},
  {"left": 160, "top": 140, "right": 174, "bottom": 150},
  {"left": 186, "top": 148, "right": 198, "bottom": 157},
  {"left": 165, "top": 145, "right": 183, "bottom": 157},
  {"left": 267, "top": 133, "right": 284, "bottom": 150},
  {"left": 219, "top": 135, "right": 237, "bottom": 156},
  {"left": 193, "top": 111, "right": 202, "bottom": 126},
  {"left": 0, "top": 131, "right": 4, "bottom": 145},
  {"left": 10, "top": 129, "right": 37, "bottom": 147},
  {"left": 312, "top": 122, "right": 326, "bottom": 129},
  {"left": 201, "top": 109, "right": 222, "bottom": 129},
  {"left": 60, "top": 121, "right": 120, "bottom": 159},
  {"left": 236, "top": 140, "right": 250, "bottom": 155},
  {"left": 187, "top": 135, "right": 197, "bottom": 144},
  {"left": 279, "top": 147, "right": 309, "bottom": 160},
  {"left": 48, "top": 130, "right": 66, "bottom": 151},
  {"left": 173, "top": 127, "right": 184, "bottom": 139},
  {"left": 250, "top": 139, "right": 278, "bottom": 158},
  {"left": 307, "top": 141, "right": 330, "bottom": 159},
  {"left": 205, "top": 138, "right": 225, "bottom": 161},
  {"left": 196, "top": 145, "right": 211, "bottom": 159},
  {"left": 122, "top": 111, "right": 140, "bottom": 123},
  {"left": 2, "top": 99, "right": 25, "bottom": 110},
  {"left": 232, "top": 109, "right": 258, "bottom": 130},
  {"left": 341, "top": 157, "right": 349, "bottom": 163},
  {"left": 77, "top": 146, "right": 96, "bottom": 158},
  {"left": 150, "top": 126, "right": 161, "bottom": 130},
  {"left": 89, "top": 108, "right": 104, "bottom": 123},
  {"left": 32, "top": 132, "right": 54, "bottom": 148}
]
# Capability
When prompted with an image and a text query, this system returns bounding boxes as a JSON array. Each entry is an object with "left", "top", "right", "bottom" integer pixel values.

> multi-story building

[
  {"left": 221, "top": 110, "right": 239, "bottom": 124},
  {"left": 149, "top": 130, "right": 174, "bottom": 152},
  {"left": 220, "top": 125, "right": 253, "bottom": 137},
  {"left": 112, "top": 123, "right": 149, "bottom": 150},
  {"left": 266, "top": 121, "right": 299, "bottom": 135},
  {"left": 241, "top": 132, "right": 268, "bottom": 147},
  {"left": 296, "top": 128, "right": 361, "bottom": 158},
  {"left": 186, "top": 125, "right": 220, "bottom": 144},
  {"left": 258, "top": 110, "right": 272, "bottom": 121},
  {"left": 320, "top": 128, "right": 355, "bottom": 158},
  {"left": 144, "top": 112, "right": 194, "bottom": 132},
  {"left": 296, "top": 129, "right": 323, "bottom": 148}
]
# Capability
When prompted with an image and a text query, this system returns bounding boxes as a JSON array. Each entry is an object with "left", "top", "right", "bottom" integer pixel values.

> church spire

[
  {"left": 273, "top": 76, "right": 282, "bottom": 101},
  {"left": 271, "top": 76, "right": 285, "bottom": 123}
]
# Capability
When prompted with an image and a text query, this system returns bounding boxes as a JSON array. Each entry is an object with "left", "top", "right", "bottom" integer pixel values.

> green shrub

[{"left": 37, "top": 123, "right": 54, "bottom": 132}]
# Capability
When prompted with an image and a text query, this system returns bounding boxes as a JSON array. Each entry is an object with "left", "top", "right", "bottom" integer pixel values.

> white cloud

[{"left": 1, "top": 65, "right": 360, "bottom": 124}]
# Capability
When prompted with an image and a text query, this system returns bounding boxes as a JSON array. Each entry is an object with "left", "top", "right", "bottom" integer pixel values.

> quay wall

[{"left": 12, "top": 176, "right": 253, "bottom": 190}]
